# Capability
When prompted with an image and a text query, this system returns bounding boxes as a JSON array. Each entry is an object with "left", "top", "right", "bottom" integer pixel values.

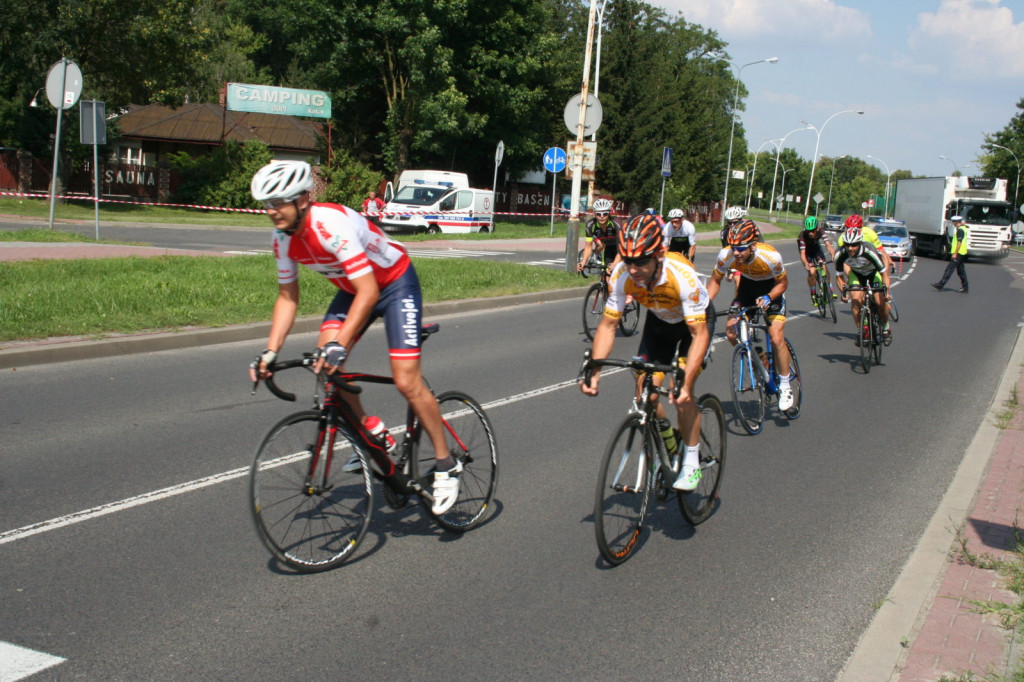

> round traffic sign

[
  {"left": 563, "top": 94, "right": 602, "bottom": 136},
  {"left": 44, "top": 59, "right": 83, "bottom": 110},
  {"left": 543, "top": 147, "right": 567, "bottom": 173}
]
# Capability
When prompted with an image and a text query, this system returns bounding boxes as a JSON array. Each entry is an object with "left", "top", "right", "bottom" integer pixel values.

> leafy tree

[
  {"left": 318, "top": 148, "right": 385, "bottom": 208},
  {"left": 168, "top": 140, "right": 272, "bottom": 208}
]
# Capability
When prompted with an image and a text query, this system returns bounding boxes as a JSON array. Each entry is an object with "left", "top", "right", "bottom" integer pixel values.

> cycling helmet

[
  {"left": 592, "top": 198, "right": 613, "bottom": 213},
  {"left": 618, "top": 214, "right": 663, "bottom": 258},
  {"left": 844, "top": 214, "right": 863, "bottom": 228},
  {"left": 251, "top": 161, "right": 314, "bottom": 202},
  {"left": 842, "top": 227, "right": 863, "bottom": 245},
  {"left": 803, "top": 216, "right": 819, "bottom": 231},
  {"left": 723, "top": 206, "right": 745, "bottom": 222},
  {"left": 668, "top": 208, "right": 684, "bottom": 219},
  {"left": 727, "top": 219, "right": 759, "bottom": 247}
]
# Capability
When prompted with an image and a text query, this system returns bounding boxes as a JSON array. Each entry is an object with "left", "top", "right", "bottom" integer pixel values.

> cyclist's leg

[
  {"left": 319, "top": 289, "right": 371, "bottom": 423},
  {"left": 765, "top": 300, "right": 791, "bottom": 379}
]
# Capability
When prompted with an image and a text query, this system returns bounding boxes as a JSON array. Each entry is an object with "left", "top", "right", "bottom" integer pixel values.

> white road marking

[{"left": 0, "top": 641, "right": 65, "bottom": 681}]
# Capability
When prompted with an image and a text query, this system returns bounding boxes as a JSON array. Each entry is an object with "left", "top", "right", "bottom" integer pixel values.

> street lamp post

[
  {"left": 802, "top": 109, "right": 864, "bottom": 216},
  {"left": 586, "top": 0, "right": 611, "bottom": 209},
  {"left": 769, "top": 126, "right": 812, "bottom": 221},
  {"left": 826, "top": 155, "right": 847, "bottom": 216},
  {"left": 722, "top": 57, "right": 778, "bottom": 219},
  {"left": 780, "top": 165, "right": 793, "bottom": 221},
  {"left": 939, "top": 155, "right": 959, "bottom": 175},
  {"left": 746, "top": 138, "right": 781, "bottom": 211},
  {"left": 866, "top": 155, "right": 892, "bottom": 219},
  {"left": 990, "top": 143, "right": 1021, "bottom": 217}
]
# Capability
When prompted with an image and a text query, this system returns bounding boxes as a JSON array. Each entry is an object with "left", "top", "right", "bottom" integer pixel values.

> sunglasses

[
  {"left": 623, "top": 256, "right": 653, "bottom": 267},
  {"left": 263, "top": 198, "right": 294, "bottom": 210},
  {"left": 596, "top": 212, "right": 610, "bottom": 218},
  {"left": 731, "top": 245, "right": 751, "bottom": 253}
]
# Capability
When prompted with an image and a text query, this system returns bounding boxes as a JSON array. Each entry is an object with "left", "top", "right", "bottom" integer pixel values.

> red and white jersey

[{"left": 273, "top": 203, "right": 410, "bottom": 293}]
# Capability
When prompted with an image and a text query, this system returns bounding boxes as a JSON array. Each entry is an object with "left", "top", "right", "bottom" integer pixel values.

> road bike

[
  {"left": 848, "top": 284, "right": 888, "bottom": 373},
  {"left": 248, "top": 324, "right": 498, "bottom": 572},
  {"left": 581, "top": 261, "right": 640, "bottom": 341},
  {"left": 729, "top": 306, "right": 803, "bottom": 435},
  {"left": 580, "top": 351, "right": 726, "bottom": 566},
  {"left": 811, "top": 259, "right": 837, "bottom": 323}
]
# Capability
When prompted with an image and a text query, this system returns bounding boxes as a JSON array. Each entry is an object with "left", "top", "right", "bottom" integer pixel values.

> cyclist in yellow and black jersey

[
  {"left": 577, "top": 198, "right": 621, "bottom": 274},
  {"left": 580, "top": 214, "right": 711, "bottom": 493}
]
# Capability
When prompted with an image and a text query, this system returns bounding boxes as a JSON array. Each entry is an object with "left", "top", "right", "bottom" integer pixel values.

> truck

[
  {"left": 379, "top": 170, "right": 494, "bottom": 235},
  {"left": 893, "top": 176, "right": 1014, "bottom": 258}
]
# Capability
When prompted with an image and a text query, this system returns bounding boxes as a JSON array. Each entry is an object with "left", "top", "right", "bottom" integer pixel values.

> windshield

[
  {"left": 962, "top": 203, "right": 1012, "bottom": 226},
  {"left": 392, "top": 185, "right": 451, "bottom": 206},
  {"left": 875, "top": 225, "right": 909, "bottom": 239}
]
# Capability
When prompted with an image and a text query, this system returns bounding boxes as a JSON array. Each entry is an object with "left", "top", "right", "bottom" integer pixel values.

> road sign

[
  {"left": 80, "top": 100, "right": 106, "bottom": 145},
  {"left": 563, "top": 94, "right": 603, "bottom": 136},
  {"left": 662, "top": 147, "right": 673, "bottom": 178},
  {"left": 813, "top": 192, "right": 825, "bottom": 205},
  {"left": 868, "top": 198, "right": 875, "bottom": 207},
  {"left": 45, "top": 59, "right": 82, "bottom": 110},
  {"left": 495, "top": 140, "right": 505, "bottom": 166},
  {"left": 565, "top": 141, "right": 597, "bottom": 181},
  {"left": 543, "top": 147, "right": 567, "bottom": 173}
]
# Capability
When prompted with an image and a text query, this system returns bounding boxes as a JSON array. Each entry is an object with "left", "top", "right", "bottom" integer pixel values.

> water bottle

[
  {"left": 657, "top": 417, "right": 678, "bottom": 455},
  {"left": 755, "top": 345, "right": 769, "bottom": 370},
  {"left": 365, "top": 416, "right": 396, "bottom": 452}
]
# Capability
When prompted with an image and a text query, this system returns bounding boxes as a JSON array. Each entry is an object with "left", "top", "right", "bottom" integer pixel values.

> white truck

[
  {"left": 379, "top": 170, "right": 494, "bottom": 235},
  {"left": 893, "top": 176, "right": 1014, "bottom": 258}
]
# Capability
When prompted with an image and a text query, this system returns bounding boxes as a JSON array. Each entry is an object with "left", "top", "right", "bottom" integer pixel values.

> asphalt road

[{"left": 3, "top": 250, "right": 1024, "bottom": 680}]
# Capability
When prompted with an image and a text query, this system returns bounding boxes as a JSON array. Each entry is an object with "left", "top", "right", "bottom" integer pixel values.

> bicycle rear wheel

[
  {"left": 594, "top": 416, "right": 653, "bottom": 565},
  {"left": 858, "top": 307, "right": 872, "bottom": 374},
  {"left": 730, "top": 345, "right": 765, "bottom": 435},
  {"left": 780, "top": 340, "right": 802, "bottom": 419},
  {"left": 678, "top": 394, "right": 726, "bottom": 525},
  {"left": 582, "top": 283, "right": 606, "bottom": 341},
  {"left": 250, "top": 411, "right": 373, "bottom": 572},
  {"left": 619, "top": 299, "right": 641, "bottom": 336},
  {"left": 814, "top": 270, "right": 827, "bottom": 318},
  {"left": 416, "top": 391, "right": 498, "bottom": 532}
]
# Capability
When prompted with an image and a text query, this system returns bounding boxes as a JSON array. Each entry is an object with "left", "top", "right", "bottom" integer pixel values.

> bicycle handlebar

[
  {"left": 260, "top": 355, "right": 364, "bottom": 402},
  {"left": 580, "top": 349, "right": 685, "bottom": 399}
]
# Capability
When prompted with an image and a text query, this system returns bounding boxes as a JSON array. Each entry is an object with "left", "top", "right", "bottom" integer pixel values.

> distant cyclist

[
  {"left": 707, "top": 219, "right": 795, "bottom": 411},
  {"left": 797, "top": 216, "right": 837, "bottom": 306},
  {"left": 835, "top": 227, "right": 892, "bottom": 345},
  {"left": 580, "top": 214, "right": 712, "bottom": 492},
  {"left": 719, "top": 206, "right": 759, "bottom": 293},
  {"left": 577, "top": 198, "right": 621, "bottom": 274},
  {"left": 837, "top": 214, "right": 892, "bottom": 273},
  {"left": 663, "top": 208, "right": 697, "bottom": 260}
]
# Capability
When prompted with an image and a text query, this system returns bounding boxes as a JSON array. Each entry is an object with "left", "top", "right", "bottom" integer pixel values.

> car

[
  {"left": 874, "top": 220, "right": 915, "bottom": 260},
  {"left": 824, "top": 214, "right": 844, "bottom": 232}
]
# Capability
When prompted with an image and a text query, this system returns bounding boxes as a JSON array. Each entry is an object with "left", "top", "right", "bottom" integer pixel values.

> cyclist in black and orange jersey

[
  {"left": 580, "top": 214, "right": 711, "bottom": 492},
  {"left": 797, "top": 215, "right": 837, "bottom": 306},
  {"left": 707, "top": 219, "right": 796, "bottom": 411},
  {"left": 577, "top": 198, "right": 621, "bottom": 274}
]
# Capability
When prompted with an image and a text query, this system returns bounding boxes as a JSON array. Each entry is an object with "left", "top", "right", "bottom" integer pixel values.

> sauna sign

[{"left": 226, "top": 83, "right": 331, "bottom": 119}]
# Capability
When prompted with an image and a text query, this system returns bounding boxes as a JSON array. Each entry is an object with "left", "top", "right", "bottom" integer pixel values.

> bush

[
  {"left": 169, "top": 141, "right": 273, "bottom": 209},
  {"left": 317, "top": 147, "right": 383, "bottom": 208}
]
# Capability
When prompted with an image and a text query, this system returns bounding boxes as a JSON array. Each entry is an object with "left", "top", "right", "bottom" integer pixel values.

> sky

[{"left": 651, "top": 0, "right": 1024, "bottom": 183}]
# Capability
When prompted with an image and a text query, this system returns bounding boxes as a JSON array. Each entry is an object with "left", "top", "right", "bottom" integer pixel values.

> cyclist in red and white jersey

[{"left": 247, "top": 161, "right": 459, "bottom": 514}]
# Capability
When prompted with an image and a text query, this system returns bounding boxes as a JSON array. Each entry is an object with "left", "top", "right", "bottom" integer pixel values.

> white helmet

[
  {"left": 592, "top": 198, "right": 613, "bottom": 213},
  {"left": 723, "top": 206, "right": 745, "bottom": 221},
  {"left": 251, "top": 161, "right": 314, "bottom": 202},
  {"left": 667, "top": 208, "right": 684, "bottom": 219}
]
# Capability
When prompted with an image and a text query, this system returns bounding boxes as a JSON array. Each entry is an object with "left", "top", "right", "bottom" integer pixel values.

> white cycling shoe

[
  {"left": 778, "top": 386, "right": 794, "bottom": 411},
  {"left": 432, "top": 461, "right": 463, "bottom": 514}
]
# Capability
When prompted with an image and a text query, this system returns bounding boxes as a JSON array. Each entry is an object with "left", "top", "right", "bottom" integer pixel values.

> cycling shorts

[
  {"left": 635, "top": 311, "right": 704, "bottom": 380},
  {"left": 734, "top": 278, "right": 787, "bottom": 321},
  {"left": 321, "top": 264, "right": 425, "bottom": 361},
  {"left": 847, "top": 270, "right": 884, "bottom": 289}
]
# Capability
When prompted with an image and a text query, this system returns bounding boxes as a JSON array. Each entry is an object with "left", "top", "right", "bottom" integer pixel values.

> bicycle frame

[{"left": 732, "top": 307, "right": 779, "bottom": 395}]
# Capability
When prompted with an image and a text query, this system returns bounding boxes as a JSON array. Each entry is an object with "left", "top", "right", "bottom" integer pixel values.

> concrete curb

[
  {"left": 836, "top": 323, "right": 1024, "bottom": 680},
  {"left": 0, "top": 287, "right": 586, "bottom": 370}
]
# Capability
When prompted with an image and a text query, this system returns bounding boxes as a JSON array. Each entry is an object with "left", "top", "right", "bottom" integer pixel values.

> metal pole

[
  {"left": 747, "top": 139, "right": 779, "bottom": 211},
  {"left": 565, "top": 0, "right": 599, "bottom": 273},
  {"left": 586, "top": 0, "right": 609, "bottom": 211},
  {"left": 991, "top": 143, "right": 1021, "bottom": 218},
  {"left": 722, "top": 58, "right": 777, "bottom": 221},
  {"left": 826, "top": 155, "right": 846, "bottom": 216},
  {"left": 769, "top": 127, "right": 810, "bottom": 221},
  {"left": 47, "top": 59, "right": 70, "bottom": 230},
  {"left": 550, "top": 172, "right": 557, "bottom": 237},
  {"left": 92, "top": 101, "right": 100, "bottom": 239},
  {"left": 802, "top": 109, "right": 863, "bottom": 216}
]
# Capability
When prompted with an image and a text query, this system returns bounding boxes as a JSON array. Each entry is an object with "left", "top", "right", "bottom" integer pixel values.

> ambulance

[{"left": 380, "top": 170, "right": 495, "bottom": 234}]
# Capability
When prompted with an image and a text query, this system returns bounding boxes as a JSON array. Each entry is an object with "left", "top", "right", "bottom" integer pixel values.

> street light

[
  {"left": 990, "top": 143, "right": 1021, "bottom": 218},
  {"left": 747, "top": 138, "right": 781, "bottom": 211},
  {"left": 722, "top": 56, "right": 779, "bottom": 219},
  {"left": 29, "top": 88, "right": 43, "bottom": 108},
  {"left": 585, "top": 0, "right": 611, "bottom": 209},
  {"left": 802, "top": 109, "right": 864, "bottom": 216},
  {"left": 826, "top": 155, "right": 847, "bottom": 216},
  {"left": 866, "top": 155, "right": 892, "bottom": 219},
  {"left": 939, "top": 155, "right": 959, "bottom": 175},
  {"left": 780, "top": 164, "right": 793, "bottom": 220},
  {"left": 769, "top": 125, "right": 812, "bottom": 221}
]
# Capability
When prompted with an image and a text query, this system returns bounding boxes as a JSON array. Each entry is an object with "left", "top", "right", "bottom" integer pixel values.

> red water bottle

[{"left": 365, "top": 416, "right": 396, "bottom": 452}]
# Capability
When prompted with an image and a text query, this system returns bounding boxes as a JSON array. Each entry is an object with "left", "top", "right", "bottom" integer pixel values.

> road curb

[
  {"left": 836, "top": 322, "right": 1024, "bottom": 680},
  {"left": 0, "top": 287, "right": 586, "bottom": 370}
]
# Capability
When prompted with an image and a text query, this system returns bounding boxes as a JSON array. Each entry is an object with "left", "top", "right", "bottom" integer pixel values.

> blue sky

[{"left": 651, "top": 0, "right": 1024, "bottom": 183}]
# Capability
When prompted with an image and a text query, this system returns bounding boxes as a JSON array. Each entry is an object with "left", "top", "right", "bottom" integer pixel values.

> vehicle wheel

[
  {"left": 418, "top": 391, "right": 498, "bottom": 532},
  {"left": 859, "top": 307, "right": 872, "bottom": 374},
  {"left": 582, "top": 283, "right": 606, "bottom": 341},
  {"left": 780, "top": 340, "right": 802, "bottom": 419},
  {"left": 678, "top": 394, "right": 726, "bottom": 525},
  {"left": 478, "top": 226, "right": 490, "bottom": 234},
  {"left": 250, "top": 411, "right": 373, "bottom": 572},
  {"left": 619, "top": 299, "right": 641, "bottom": 336},
  {"left": 594, "top": 416, "right": 653, "bottom": 565},
  {"left": 427, "top": 224, "right": 441, "bottom": 235},
  {"left": 730, "top": 345, "right": 765, "bottom": 435}
]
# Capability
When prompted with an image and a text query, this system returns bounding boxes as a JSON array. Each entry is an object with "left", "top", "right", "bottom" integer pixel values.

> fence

[{"left": 0, "top": 151, "right": 176, "bottom": 202}]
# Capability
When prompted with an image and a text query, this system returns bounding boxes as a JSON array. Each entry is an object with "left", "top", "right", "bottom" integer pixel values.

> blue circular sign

[{"left": 543, "top": 147, "right": 567, "bottom": 173}]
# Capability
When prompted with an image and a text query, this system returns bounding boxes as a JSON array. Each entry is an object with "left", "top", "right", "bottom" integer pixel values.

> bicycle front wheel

[
  {"left": 416, "top": 391, "right": 498, "bottom": 532},
  {"left": 582, "top": 283, "right": 606, "bottom": 341},
  {"left": 814, "top": 271, "right": 827, "bottom": 318},
  {"left": 826, "top": 283, "right": 838, "bottom": 323},
  {"left": 888, "top": 293, "right": 899, "bottom": 323},
  {"left": 594, "top": 416, "right": 653, "bottom": 565},
  {"left": 678, "top": 394, "right": 726, "bottom": 525},
  {"left": 619, "top": 299, "right": 641, "bottom": 336},
  {"left": 871, "top": 305, "right": 884, "bottom": 365},
  {"left": 730, "top": 345, "right": 765, "bottom": 435},
  {"left": 250, "top": 411, "right": 374, "bottom": 572},
  {"left": 858, "top": 307, "right": 872, "bottom": 374}
]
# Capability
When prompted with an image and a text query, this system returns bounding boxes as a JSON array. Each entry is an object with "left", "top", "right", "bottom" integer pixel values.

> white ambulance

[{"left": 380, "top": 170, "right": 495, "bottom": 234}]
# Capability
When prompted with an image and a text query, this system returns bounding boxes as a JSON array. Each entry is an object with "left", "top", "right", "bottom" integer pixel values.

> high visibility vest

[{"left": 950, "top": 224, "right": 969, "bottom": 256}]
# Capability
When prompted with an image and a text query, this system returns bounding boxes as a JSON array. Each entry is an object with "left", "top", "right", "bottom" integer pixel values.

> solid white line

[{"left": 0, "top": 641, "right": 66, "bottom": 681}]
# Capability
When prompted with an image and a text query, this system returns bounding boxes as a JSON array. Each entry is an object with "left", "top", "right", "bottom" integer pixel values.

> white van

[{"left": 380, "top": 170, "right": 494, "bottom": 234}]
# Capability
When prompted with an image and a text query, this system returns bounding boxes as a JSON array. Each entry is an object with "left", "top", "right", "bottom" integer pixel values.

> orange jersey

[
  {"left": 605, "top": 252, "right": 709, "bottom": 325},
  {"left": 713, "top": 243, "right": 787, "bottom": 283}
]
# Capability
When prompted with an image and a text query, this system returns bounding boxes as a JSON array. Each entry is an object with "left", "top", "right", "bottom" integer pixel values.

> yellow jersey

[{"left": 605, "top": 252, "right": 709, "bottom": 325}]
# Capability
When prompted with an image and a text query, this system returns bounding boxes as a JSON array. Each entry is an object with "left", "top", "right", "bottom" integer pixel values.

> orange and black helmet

[
  {"left": 618, "top": 214, "right": 663, "bottom": 259},
  {"left": 727, "top": 219, "right": 760, "bottom": 247}
]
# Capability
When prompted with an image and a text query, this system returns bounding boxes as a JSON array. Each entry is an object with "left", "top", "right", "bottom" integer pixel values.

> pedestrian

[
  {"left": 931, "top": 215, "right": 969, "bottom": 293},
  {"left": 361, "top": 190, "right": 385, "bottom": 215}
]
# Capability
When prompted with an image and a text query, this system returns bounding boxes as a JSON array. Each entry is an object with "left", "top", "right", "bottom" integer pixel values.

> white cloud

[
  {"left": 659, "top": 0, "right": 871, "bottom": 42},
  {"left": 910, "top": 0, "right": 1024, "bottom": 78}
]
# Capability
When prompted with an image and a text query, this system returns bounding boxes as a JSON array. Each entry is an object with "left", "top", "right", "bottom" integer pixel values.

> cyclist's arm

[{"left": 581, "top": 315, "right": 618, "bottom": 395}]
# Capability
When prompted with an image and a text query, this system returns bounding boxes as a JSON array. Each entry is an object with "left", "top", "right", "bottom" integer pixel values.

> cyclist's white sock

[
  {"left": 780, "top": 374, "right": 791, "bottom": 389},
  {"left": 683, "top": 444, "right": 700, "bottom": 469}
]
